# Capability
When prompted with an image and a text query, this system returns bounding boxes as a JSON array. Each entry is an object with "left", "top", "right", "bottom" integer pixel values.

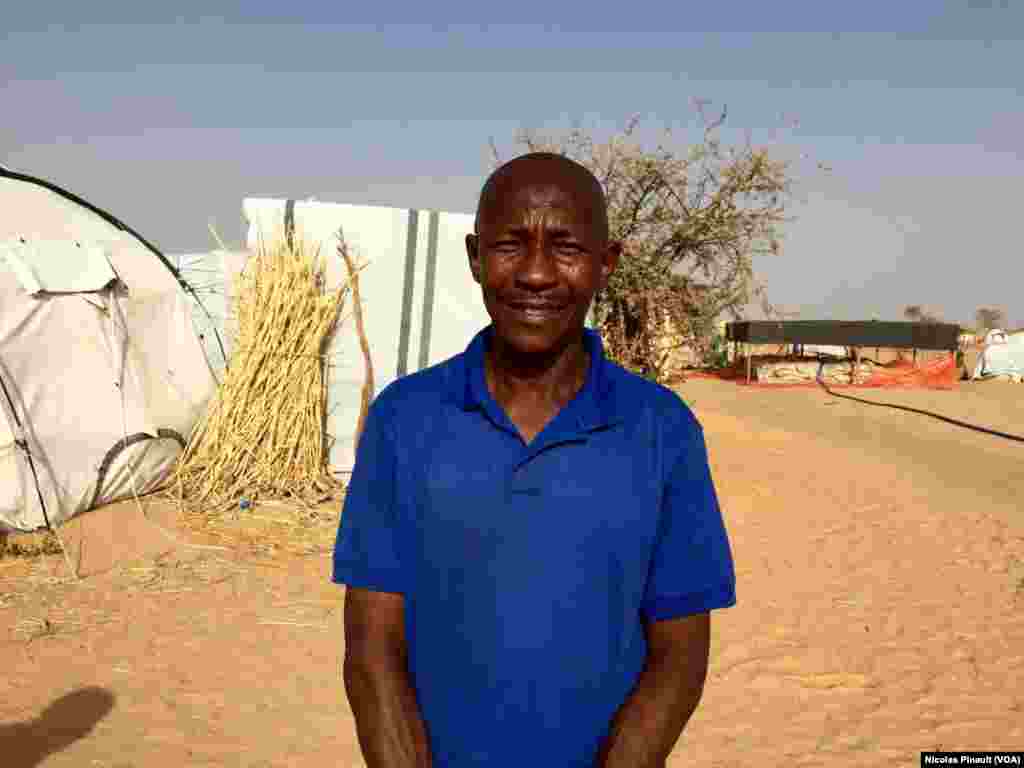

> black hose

[{"left": 814, "top": 362, "right": 1024, "bottom": 443}]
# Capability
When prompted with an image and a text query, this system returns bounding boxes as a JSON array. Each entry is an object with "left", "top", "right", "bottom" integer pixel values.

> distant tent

[
  {"left": 983, "top": 329, "right": 1009, "bottom": 346},
  {"left": 0, "top": 168, "right": 219, "bottom": 532},
  {"left": 972, "top": 329, "right": 1024, "bottom": 381}
]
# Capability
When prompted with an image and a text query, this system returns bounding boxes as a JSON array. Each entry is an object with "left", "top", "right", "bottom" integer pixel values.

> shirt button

[{"left": 511, "top": 487, "right": 541, "bottom": 496}]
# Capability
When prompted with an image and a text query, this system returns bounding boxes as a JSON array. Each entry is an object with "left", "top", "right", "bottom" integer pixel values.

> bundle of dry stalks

[{"left": 167, "top": 236, "right": 355, "bottom": 517}]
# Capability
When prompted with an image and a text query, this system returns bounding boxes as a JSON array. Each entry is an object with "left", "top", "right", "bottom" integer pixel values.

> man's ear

[
  {"left": 600, "top": 241, "right": 622, "bottom": 287},
  {"left": 466, "top": 233, "right": 482, "bottom": 285}
]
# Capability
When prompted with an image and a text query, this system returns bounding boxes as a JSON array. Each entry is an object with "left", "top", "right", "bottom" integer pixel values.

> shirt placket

[{"left": 507, "top": 425, "right": 589, "bottom": 498}]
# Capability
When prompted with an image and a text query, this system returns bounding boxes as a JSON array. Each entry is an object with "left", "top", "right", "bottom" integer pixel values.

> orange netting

[{"left": 687, "top": 352, "right": 959, "bottom": 390}]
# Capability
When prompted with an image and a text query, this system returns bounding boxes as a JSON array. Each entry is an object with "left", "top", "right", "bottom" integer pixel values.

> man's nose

[{"left": 517, "top": 241, "right": 559, "bottom": 287}]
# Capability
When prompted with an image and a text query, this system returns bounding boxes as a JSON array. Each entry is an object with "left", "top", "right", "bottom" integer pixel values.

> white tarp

[
  {"left": 171, "top": 250, "right": 246, "bottom": 380},
  {"left": 0, "top": 171, "right": 218, "bottom": 532},
  {"left": 972, "top": 330, "right": 1024, "bottom": 381},
  {"left": 242, "top": 198, "right": 493, "bottom": 474},
  {"left": 0, "top": 238, "right": 118, "bottom": 294}
]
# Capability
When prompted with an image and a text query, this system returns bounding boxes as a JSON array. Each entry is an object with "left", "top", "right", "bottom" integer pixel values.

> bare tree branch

[
  {"left": 704, "top": 104, "right": 728, "bottom": 140},
  {"left": 500, "top": 107, "right": 800, "bottom": 380}
]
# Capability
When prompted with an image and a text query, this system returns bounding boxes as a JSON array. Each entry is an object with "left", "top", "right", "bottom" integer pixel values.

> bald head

[
  {"left": 466, "top": 151, "right": 621, "bottom": 351},
  {"left": 474, "top": 152, "right": 610, "bottom": 242}
]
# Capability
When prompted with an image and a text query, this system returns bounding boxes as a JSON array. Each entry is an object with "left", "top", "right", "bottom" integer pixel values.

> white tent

[
  {"left": 0, "top": 169, "right": 219, "bottom": 532},
  {"left": 171, "top": 249, "right": 249, "bottom": 381},
  {"left": 239, "top": 198, "right": 494, "bottom": 475},
  {"left": 972, "top": 329, "right": 1024, "bottom": 381}
]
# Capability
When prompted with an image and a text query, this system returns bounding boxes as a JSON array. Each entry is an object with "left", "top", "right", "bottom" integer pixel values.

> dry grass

[
  {"left": 165, "top": 235, "right": 358, "bottom": 518},
  {"left": 0, "top": 530, "right": 63, "bottom": 560},
  {"left": 177, "top": 497, "right": 340, "bottom": 558},
  {"left": 108, "top": 549, "right": 250, "bottom": 594},
  {"left": 12, "top": 609, "right": 94, "bottom": 643},
  {"left": 1, "top": 556, "right": 97, "bottom": 642}
]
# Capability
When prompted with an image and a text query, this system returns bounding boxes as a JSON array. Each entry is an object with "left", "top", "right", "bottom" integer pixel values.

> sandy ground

[{"left": 1, "top": 376, "right": 1022, "bottom": 767}]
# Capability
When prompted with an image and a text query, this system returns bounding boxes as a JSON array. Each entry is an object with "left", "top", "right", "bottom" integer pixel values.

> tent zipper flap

[{"left": 0, "top": 367, "right": 50, "bottom": 530}]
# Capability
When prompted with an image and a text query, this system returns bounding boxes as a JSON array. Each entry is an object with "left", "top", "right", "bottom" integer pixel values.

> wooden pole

[
  {"left": 339, "top": 242, "right": 374, "bottom": 450},
  {"left": 746, "top": 345, "right": 753, "bottom": 385}
]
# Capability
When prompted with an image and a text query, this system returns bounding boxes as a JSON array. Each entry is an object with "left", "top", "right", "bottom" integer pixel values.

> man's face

[{"left": 467, "top": 174, "right": 619, "bottom": 357}]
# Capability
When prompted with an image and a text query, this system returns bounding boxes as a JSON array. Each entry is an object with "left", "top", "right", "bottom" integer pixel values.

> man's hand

[
  {"left": 343, "top": 588, "right": 432, "bottom": 768},
  {"left": 597, "top": 612, "right": 711, "bottom": 768}
]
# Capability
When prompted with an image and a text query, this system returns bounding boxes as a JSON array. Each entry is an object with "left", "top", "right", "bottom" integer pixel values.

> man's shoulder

[{"left": 370, "top": 352, "right": 464, "bottom": 421}]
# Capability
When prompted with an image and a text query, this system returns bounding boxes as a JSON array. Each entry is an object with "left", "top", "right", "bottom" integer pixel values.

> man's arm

[
  {"left": 343, "top": 587, "right": 432, "bottom": 768},
  {"left": 597, "top": 612, "right": 711, "bottom": 768}
]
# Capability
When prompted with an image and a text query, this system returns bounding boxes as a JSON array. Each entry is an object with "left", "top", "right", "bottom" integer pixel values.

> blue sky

[{"left": 4, "top": 1, "right": 1022, "bottom": 326}]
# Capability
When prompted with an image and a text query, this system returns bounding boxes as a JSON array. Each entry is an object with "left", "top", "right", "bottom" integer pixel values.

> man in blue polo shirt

[{"left": 335, "top": 152, "right": 736, "bottom": 767}]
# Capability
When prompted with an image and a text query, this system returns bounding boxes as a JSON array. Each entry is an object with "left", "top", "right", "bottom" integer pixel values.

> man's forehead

[
  {"left": 475, "top": 154, "right": 608, "bottom": 236},
  {"left": 491, "top": 166, "right": 591, "bottom": 200},
  {"left": 482, "top": 180, "right": 596, "bottom": 224},
  {"left": 503, "top": 184, "right": 575, "bottom": 212}
]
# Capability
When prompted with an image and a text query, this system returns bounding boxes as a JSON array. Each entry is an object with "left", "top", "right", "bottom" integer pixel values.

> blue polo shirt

[{"left": 333, "top": 325, "right": 736, "bottom": 768}]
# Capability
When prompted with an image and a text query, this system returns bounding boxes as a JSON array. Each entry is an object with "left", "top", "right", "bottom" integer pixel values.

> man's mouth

[{"left": 505, "top": 300, "right": 567, "bottom": 320}]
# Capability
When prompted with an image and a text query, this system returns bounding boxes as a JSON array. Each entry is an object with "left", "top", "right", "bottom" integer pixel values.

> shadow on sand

[{"left": 0, "top": 687, "right": 116, "bottom": 767}]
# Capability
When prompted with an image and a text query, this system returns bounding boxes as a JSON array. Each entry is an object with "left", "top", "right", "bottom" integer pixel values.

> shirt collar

[{"left": 453, "top": 324, "right": 621, "bottom": 432}]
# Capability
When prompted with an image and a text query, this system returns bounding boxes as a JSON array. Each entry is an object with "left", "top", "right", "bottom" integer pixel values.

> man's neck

[{"left": 484, "top": 331, "right": 590, "bottom": 411}]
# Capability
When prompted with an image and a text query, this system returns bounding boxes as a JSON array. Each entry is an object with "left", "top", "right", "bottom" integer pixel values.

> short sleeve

[
  {"left": 332, "top": 396, "right": 407, "bottom": 594},
  {"left": 642, "top": 418, "right": 736, "bottom": 621}
]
